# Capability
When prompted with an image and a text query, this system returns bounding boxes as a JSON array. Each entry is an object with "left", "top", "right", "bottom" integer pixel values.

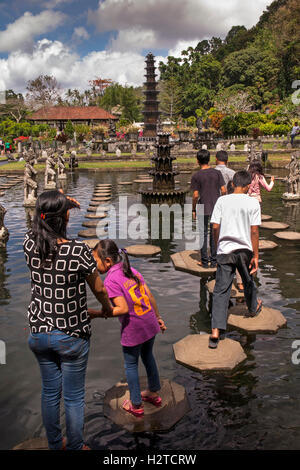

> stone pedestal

[
  {"left": 173, "top": 334, "right": 246, "bottom": 372},
  {"left": 274, "top": 231, "right": 300, "bottom": 241},
  {"left": 171, "top": 250, "right": 216, "bottom": 276},
  {"left": 206, "top": 279, "right": 243, "bottom": 298},
  {"left": 125, "top": 245, "right": 161, "bottom": 257},
  {"left": 260, "top": 221, "right": 289, "bottom": 230},
  {"left": 103, "top": 377, "right": 190, "bottom": 433},
  {"left": 227, "top": 304, "right": 287, "bottom": 333}
]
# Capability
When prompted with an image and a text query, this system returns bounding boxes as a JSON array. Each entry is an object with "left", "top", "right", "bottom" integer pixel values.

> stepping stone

[
  {"left": 133, "top": 179, "right": 153, "bottom": 183},
  {"left": 83, "top": 239, "right": 99, "bottom": 250},
  {"left": 12, "top": 438, "right": 49, "bottom": 450},
  {"left": 173, "top": 334, "right": 246, "bottom": 372},
  {"left": 87, "top": 205, "right": 112, "bottom": 212},
  {"left": 180, "top": 170, "right": 192, "bottom": 174},
  {"left": 274, "top": 231, "right": 300, "bottom": 241},
  {"left": 93, "top": 192, "right": 111, "bottom": 196},
  {"left": 227, "top": 304, "right": 287, "bottom": 334},
  {"left": 78, "top": 228, "right": 107, "bottom": 238},
  {"left": 260, "top": 221, "right": 289, "bottom": 230},
  {"left": 84, "top": 213, "right": 107, "bottom": 219},
  {"left": 119, "top": 182, "right": 132, "bottom": 185},
  {"left": 125, "top": 245, "right": 161, "bottom": 257},
  {"left": 0, "top": 192, "right": 4, "bottom": 197},
  {"left": 206, "top": 279, "right": 244, "bottom": 298},
  {"left": 261, "top": 214, "right": 272, "bottom": 221},
  {"left": 103, "top": 377, "right": 190, "bottom": 433},
  {"left": 171, "top": 250, "right": 216, "bottom": 276},
  {"left": 259, "top": 239, "right": 278, "bottom": 250},
  {"left": 82, "top": 220, "right": 108, "bottom": 228},
  {"left": 95, "top": 185, "right": 111, "bottom": 188},
  {"left": 90, "top": 198, "right": 111, "bottom": 205}
]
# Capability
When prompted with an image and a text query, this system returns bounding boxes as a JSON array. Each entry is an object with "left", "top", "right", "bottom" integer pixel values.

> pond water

[{"left": 0, "top": 167, "right": 300, "bottom": 450}]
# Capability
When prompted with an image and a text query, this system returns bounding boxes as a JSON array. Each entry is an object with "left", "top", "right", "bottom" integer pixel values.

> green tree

[{"left": 159, "top": 78, "right": 183, "bottom": 120}]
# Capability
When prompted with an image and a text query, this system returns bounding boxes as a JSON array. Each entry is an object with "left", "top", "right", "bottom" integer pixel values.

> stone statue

[
  {"left": 244, "top": 142, "right": 249, "bottom": 152},
  {"left": 196, "top": 117, "right": 203, "bottom": 132},
  {"left": 0, "top": 204, "right": 9, "bottom": 247},
  {"left": 216, "top": 142, "right": 224, "bottom": 151},
  {"left": 116, "top": 148, "right": 121, "bottom": 158},
  {"left": 247, "top": 140, "right": 262, "bottom": 163},
  {"left": 69, "top": 150, "right": 78, "bottom": 172},
  {"left": 24, "top": 150, "right": 38, "bottom": 207},
  {"left": 44, "top": 150, "right": 57, "bottom": 189},
  {"left": 282, "top": 153, "right": 300, "bottom": 200},
  {"left": 57, "top": 150, "right": 67, "bottom": 180},
  {"left": 230, "top": 143, "right": 236, "bottom": 151}
]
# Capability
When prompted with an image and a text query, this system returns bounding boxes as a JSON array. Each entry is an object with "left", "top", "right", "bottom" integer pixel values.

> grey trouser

[{"left": 211, "top": 249, "right": 258, "bottom": 330}]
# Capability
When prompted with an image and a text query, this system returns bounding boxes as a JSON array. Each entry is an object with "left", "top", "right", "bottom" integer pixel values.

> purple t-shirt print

[{"left": 104, "top": 262, "right": 160, "bottom": 347}]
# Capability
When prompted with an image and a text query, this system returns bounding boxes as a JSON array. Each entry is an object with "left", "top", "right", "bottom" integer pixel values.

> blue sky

[{"left": 0, "top": 0, "right": 273, "bottom": 94}]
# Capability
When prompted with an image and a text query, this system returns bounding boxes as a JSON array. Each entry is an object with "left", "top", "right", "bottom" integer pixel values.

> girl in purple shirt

[{"left": 88, "top": 239, "right": 166, "bottom": 418}]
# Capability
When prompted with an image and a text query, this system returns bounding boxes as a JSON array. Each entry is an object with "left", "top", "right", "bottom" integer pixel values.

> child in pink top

[
  {"left": 88, "top": 239, "right": 166, "bottom": 418},
  {"left": 248, "top": 160, "right": 275, "bottom": 203}
]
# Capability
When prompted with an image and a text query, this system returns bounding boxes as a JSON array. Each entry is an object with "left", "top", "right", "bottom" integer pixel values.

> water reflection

[{"left": 0, "top": 246, "right": 10, "bottom": 303}]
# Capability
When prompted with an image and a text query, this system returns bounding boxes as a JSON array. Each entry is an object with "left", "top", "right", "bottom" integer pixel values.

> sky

[{"left": 0, "top": 0, "right": 273, "bottom": 95}]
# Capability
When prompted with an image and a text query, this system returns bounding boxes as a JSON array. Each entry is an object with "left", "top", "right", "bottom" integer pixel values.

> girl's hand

[
  {"left": 158, "top": 318, "right": 167, "bottom": 333},
  {"left": 271, "top": 176, "right": 275, "bottom": 182},
  {"left": 59, "top": 188, "right": 80, "bottom": 207}
]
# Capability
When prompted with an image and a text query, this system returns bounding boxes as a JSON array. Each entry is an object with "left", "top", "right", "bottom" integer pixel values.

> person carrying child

[
  {"left": 209, "top": 170, "right": 263, "bottom": 349},
  {"left": 89, "top": 239, "right": 166, "bottom": 417}
]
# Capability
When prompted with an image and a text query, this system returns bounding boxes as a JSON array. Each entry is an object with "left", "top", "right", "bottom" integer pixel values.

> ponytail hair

[
  {"left": 95, "top": 239, "right": 141, "bottom": 285},
  {"left": 32, "top": 189, "right": 79, "bottom": 265}
]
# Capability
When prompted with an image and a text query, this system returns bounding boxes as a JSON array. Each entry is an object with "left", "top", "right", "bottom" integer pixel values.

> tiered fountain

[{"left": 140, "top": 133, "right": 188, "bottom": 205}]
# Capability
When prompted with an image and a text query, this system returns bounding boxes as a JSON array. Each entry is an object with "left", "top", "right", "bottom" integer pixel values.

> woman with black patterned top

[{"left": 23, "top": 189, "right": 112, "bottom": 450}]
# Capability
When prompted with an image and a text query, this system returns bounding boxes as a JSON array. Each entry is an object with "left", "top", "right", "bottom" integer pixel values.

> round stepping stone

[
  {"left": 134, "top": 179, "right": 152, "bottom": 183},
  {"left": 261, "top": 214, "right": 272, "bottom": 221},
  {"left": 206, "top": 279, "right": 244, "bottom": 298},
  {"left": 95, "top": 185, "right": 111, "bottom": 188},
  {"left": 181, "top": 170, "right": 192, "bottom": 174},
  {"left": 93, "top": 192, "right": 111, "bottom": 196},
  {"left": 103, "top": 377, "right": 190, "bottom": 433},
  {"left": 171, "top": 250, "right": 216, "bottom": 276},
  {"left": 78, "top": 228, "right": 107, "bottom": 238},
  {"left": 125, "top": 245, "right": 161, "bottom": 257},
  {"left": 83, "top": 239, "right": 99, "bottom": 250},
  {"left": 82, "top": 220, "right": 108, "bottom": 228},
  {"left": 90, "top": 198, "right": 111, "bottom": 205},
  {"left": 119, "top": 181, "right": 132, "bottom": 185},
  {"left": 227, "top": 304, "right": 287, "bottom": 333},
  {"left": 87, "top": 205, "right": 111, "bottom": 212},
  {"left": 84, "top": 213, "right": 107, "bottom": 219},
  {"left": 173, "top": 334, "right": 246, "bottom": 372},
  {"left": 13, "top": 438, "right": 49, "bottom": 450},
  {"left": 259, "top": 240, "right": 278, "bottom": 250},
  {"left": 274, "top": 231, "right": 300, "bottom": 241},
  {"left": 260, "top": 221, "right": 289, "bottom": 230}
]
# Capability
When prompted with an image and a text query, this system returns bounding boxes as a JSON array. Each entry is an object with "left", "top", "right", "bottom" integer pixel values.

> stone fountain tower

[
  {"left": 143, "top": 53, "right": 160, "bottom": 138},
  {"left": 140, "top": 133, "right": 188, "bottom": 205}
]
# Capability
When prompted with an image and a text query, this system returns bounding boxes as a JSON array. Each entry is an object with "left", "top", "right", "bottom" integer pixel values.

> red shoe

[
  {"left": 122, "top": 399, "right": 144, "bottom": 417},
  {"left": 81, "top": 444, "right": 91, "bottom": 450},
  {"left": 142, "top": 395, "right": 162, "bottom": 407}
]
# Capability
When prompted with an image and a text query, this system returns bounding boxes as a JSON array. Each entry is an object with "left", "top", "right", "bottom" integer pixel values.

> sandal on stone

[
  {"left": 122, "top": 399, "right": 144, "bottom": 417},
  {"left": 208, "top": 336, "right": 219, "bottom": 349},
  {"left": 244, "top": 299, "right": 263, "bottom": 318},
  {"left": 142, "top": 395, "right": 162, "bottom": 407},
  {"left": 236, "top": 283, "right": 244, "bottom": 293}
]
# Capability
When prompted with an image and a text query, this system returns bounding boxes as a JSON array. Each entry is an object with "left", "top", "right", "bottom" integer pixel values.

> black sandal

[
  {"left": 244, "top": 299, "right": 263, "bottom": 318},
  {"left": 208, "top": 336, "right": 219, "bottom": 349}
]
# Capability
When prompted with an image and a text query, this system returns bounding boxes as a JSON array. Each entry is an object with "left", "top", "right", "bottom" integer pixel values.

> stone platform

[
  {"left": 260, "top": 221, "right": 289, "bottom": 230},
  {"left": 82, "top": 220, "right": 108, "bottom": 228},
  {"left": 206, "top": 279, "right": 244, "bottom": 298},
  {"left": 78, "top": 228, "right": 107, "bottom": 238},
  {"left": 103, "top": 377, "right": 190, "bottom": 433},
  {"left": 261, "top": 214, "right": 272, "bottom": 221},
  {"left": 84, "top": 213, "right": 107, "bottom": 219},
  {"left": 119, "top": 182, "right": 132, "bottom": 185},
  {"left": 274, "top": 231, "right": 300, "bottom": 241},
  {"left": 83, "top": 239, "right": 99, "bottom": 249},
  {"left": 171, "top": 250, "right": 216, "bottom": 277},
  {"left": 227, "top": 304, "right": 287, "bottom": 333},
  {"left": 13, "top": 437, "right": 48, "bottom": 450},
  {"left": 125, "top": 245, "right": 161, "bottom": 257},
  {"left": 90, "top": 198, "right": 111, "bottom": 205},
  {"left": 87, "top": 205, "right": 111, "bottom": 212},
  {"left": 173, "top": 334, "right": 246, "bottom": 372},
  {"left": 259, "top": 239, "right": 278, "bottom": 250}
]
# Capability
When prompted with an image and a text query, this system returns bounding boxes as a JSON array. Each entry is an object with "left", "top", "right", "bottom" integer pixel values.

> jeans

[
  {"left": 122, "top": 336, "right": 160, "bottom": 406},
  {"left": 211, "top": 249, "right": 258, "bottom": 330},
  {"left": 200, "top": 215, "right": 216, "bottom": 265},
  {"left": 28, "top": 329, "right": 90, "bottom": 450}
]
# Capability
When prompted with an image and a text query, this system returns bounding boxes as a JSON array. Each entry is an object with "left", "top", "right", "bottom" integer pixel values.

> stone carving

[
  {"left": 44, "top": 150, "right": 57, "bottom": 189},
  {"left": 69, "top": 150, "right": 78, "bottom": 171},
  {"left": 116, "top": 148, "right": 121, "bottom": 158},
  {"left": 24, "top": 150, "right": 38, "bottom": 207},
  {"left": 216, "top": 142, "right": 224, "bottom": 151},
  {"left": 230, "top": 143, "right": 236, "bottom": 151},
  {"left": 0, "top": 204, "right": 9, "bottom": 246},
  {"left": 247, "top": 140, "right": 263, "bottom": 163},
  {"left": 282, "top": 153, "right": 300, "bottom": 200},
  {"left": 244, "top": 142, "right": 249, "bottom": 152},
  {"left": 57, "top": 150, "right": 67, "bottom": 180}
]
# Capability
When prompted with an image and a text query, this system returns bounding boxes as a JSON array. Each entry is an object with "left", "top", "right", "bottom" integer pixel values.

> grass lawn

[{"left": 0, "top": 153, "right": 292, "bottom": 172}]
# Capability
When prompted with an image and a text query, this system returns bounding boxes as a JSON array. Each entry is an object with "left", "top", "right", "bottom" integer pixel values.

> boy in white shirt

[{"left": 209, "top": 170, "right": 263, "bottom": 348}]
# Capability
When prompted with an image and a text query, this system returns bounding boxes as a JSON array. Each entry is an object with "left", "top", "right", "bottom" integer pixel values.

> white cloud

[
  {"left": 0, "top": 38, "right": 164, "bottom": 93},
  {"left": 89, "top": 0, "right": 273, "bottom": 51},
  {"left": 0, "top": 10, "right": 66, "bottom": 53},
  {"left": 72, "top": 26, "right": 90, "bottom": 41},
  {"left": 43, "top": 0, "right": 74, "bottom": 8}
]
